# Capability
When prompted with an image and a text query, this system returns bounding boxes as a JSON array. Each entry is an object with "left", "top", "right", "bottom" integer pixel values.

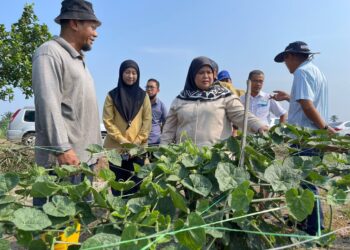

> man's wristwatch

[{"left": 323, "top": 125, "right": 329, "bottom": 130}]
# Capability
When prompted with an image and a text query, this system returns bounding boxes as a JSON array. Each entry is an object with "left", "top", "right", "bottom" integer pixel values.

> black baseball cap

[{"left": 274, "top": 41, "right": 319, "bottom": 63}]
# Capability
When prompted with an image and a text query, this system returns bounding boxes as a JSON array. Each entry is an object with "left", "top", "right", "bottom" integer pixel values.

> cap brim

[
  {"left": 274, "top": 52, "right": 286, "bottom": 63},
  {"left": 54, "top": 14, "right": 101, "bottom": 26}
]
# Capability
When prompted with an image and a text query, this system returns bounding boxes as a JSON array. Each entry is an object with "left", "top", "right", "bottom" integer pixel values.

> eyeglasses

[
  {"left": 145, "top": 86, "right": 156, "bottom": 90},
  {"left": 251, "top": 80, "right": 264, "bottom": 84}
]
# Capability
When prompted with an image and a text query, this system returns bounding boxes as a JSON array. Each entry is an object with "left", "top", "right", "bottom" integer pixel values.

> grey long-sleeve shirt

[{"left": 32, "top": 36, "right": 101, "bottom": 167}]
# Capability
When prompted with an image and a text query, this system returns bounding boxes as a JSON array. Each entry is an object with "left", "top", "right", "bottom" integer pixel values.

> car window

[
  {"left": 24, "top": 110, "right": 35, "bottom": 122},
  {"left": 345, "top": 122, "right": 350, "bottom": 127}
]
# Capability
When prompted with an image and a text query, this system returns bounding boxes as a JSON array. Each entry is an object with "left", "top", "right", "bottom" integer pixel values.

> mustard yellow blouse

[{"left": 103, "top": 94, "right": 152, "bottom": 149}]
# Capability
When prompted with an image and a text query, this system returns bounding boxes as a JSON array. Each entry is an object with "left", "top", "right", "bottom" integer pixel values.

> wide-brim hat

[
  {"left": 274, "top": 41, "right": 319, "bottom": 63},
  {"left": 54, "top": 0, "right": 101, "bottom": 26}
]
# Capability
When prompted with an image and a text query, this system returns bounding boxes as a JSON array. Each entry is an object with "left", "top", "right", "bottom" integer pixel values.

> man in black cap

[
  {"left": 272, "top": 41, "right": 335, "bottom": 235},
  {"left": 32, "top": 0, "right": 102, "bottom": 206}
]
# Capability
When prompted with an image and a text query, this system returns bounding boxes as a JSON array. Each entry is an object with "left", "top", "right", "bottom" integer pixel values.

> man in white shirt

[{"left": 240, "top": 70, "right": 287, "bottom": 127}]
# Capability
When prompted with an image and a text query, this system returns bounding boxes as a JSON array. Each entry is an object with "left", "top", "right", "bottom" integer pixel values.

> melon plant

[{"left": 0, "top": 124, "right": 349, "bottom": 249}]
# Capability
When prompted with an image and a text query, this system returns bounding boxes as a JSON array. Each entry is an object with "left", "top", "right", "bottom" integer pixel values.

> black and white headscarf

[{"left": 177, "top": 56, "right": 231, "bottom": 101}]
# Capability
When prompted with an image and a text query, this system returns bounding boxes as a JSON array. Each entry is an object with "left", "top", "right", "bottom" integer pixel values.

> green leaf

[
  {"left": 54, "top": 165, "right": 79, "bottom": 178},
  {"left": 43, "top": 195, "right": 76, "bottom": 217},
  {"left": 225, "top": 137, "right": 241, "bottom": 154},
  {"left": 137, "top": 163, "right": 156, "bottom": 178},
  {"left": 106, "top": 150, "right": 122, "bottom": 166},
  {"left": 13, "top": 207, "right": 52, "bottom": 231},
  {"left": 120, "top": 224, "right": 147, "bottom": 250},
  {"left": 30, "top": 181, "right": 60, "bottom": 198},
  {"left": 181, "top": 154, "right": 197, "bottom": 168},
  {"left": 80, "top": 162, "right": 95, "bottom": 176},
  {"left": 109, "top": 180, "right": 135, "bottom": 192},
  {"left": 86, "top": 144, "right": 104, "bottom": 154},
  {"left": 67, "top": 178, "right": 91, "bottom": 201},
  {"left": 16, "top": 230, "right": 33, "bottom": 247},
  {"left": 76, "top": 202, "right": 96, "bottom": 225},
  {"left": 167, "top": 185, "right": 189, "bottom": 214},
  {"left": 175, "top": 213, "right": 206, "bottom": 250},
  {"left": 108, "top": 195, "right": 128, "bottom": 218},
  {"left": 286, "top": 189, "right": 314, "bottom": 221},
  {"left": 0, "top": 173, "right": 19, "bottom": 195},
  {"left": 120, "top": 224, "right": 137, "bottom": 249},
  {"left": 0, "top": 239, "right": 10, "bottom": 250},
  {"left": 336, "top": 174, "right": 350, "bottom": 186},
  {"left": 127, "top": 196, "right": 153, "bottom": 214},
  {"left": 215, "top": 162, "right": 250, "bottom": 192},
  {"left": 323, "top": 152, "right": 348, "bottom": 170},
  {"left": 327, "top": 188, "right": 348, "bottom": 205},
  {"left": 264, "top": 161, "right": 302, "bottom": 191},
  {"left": 0, "top": 195, "right": 16, "bottom": 205},
  {"left": 196, "top": 199, "right": 210, "bottom": 214},
  {"left": 231, "top": 181, "right": 254, "bottom": 213},
  {"left": 28, "top": 239, "right": 47, "bottom": 250},
  {"left": 99, "top": 168, "right": 116, "bottom": 182},
  {"left": 141, "top": 210, "right": 159, "bottom": 226},
  {"left": 188, "top": 174, "right": 212, "bottom": 197},
  {"left": 215, "top": 162, "right": 238, "bottom": 191},
  {"left": 0, "top": 203, "right": 16, "bottom": 221},
  {"left": 155, "top": 197, "right": 176, "bottom": 218},
  {"left": 92, "top": 189, "right": 108, "bottom": 208},
  {"left": 81, "top": 233, "right": 121, "bottom": 250}
]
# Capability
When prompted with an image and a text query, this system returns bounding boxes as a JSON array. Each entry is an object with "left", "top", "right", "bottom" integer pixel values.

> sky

[{"left": 1, "top": 0, "right": 350, "bottom": 122}]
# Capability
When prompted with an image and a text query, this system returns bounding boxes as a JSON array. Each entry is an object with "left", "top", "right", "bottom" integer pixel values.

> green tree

[
  {"left": 0, "top": 3, "right": 51, "bottom": 101},
  {"left": 0, "top": 111, "right": 12, "bottom": 138},
  {"left": 330, "top": 115, "right": 339, "bottom": 123}
]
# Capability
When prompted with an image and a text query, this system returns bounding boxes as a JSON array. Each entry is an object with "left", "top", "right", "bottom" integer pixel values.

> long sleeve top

[
  {"left": 160, "top": 95, "right": 264, "bottom": 147},
  {"left": 32, "top": 36, "right": 101, "bottom": 166},
  {"left": 103, "top": 94, "right": 152, "bottom": 149}
]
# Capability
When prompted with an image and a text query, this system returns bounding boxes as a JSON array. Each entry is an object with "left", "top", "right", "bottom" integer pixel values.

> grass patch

[{"left": 0, "top": 140, "right": 34, "bottom": 173}]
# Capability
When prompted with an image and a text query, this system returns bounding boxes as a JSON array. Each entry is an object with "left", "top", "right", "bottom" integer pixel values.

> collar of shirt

[
  {"left": 251, "top": 91, "right": 267, "bottom": 99},
  {"left": 53, "top": 36, "right": 84, "bottom": 60},
  {"left": 152, "top": 97, "right": 159, "bottom": 105},
  {"left": 294, "top": 59, "right": 311, "bottom": 75}
]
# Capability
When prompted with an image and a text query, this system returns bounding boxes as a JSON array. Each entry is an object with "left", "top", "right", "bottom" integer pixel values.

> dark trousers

[
  {"left": 293, "top": 147, "right": 324, "bottom": 235},
  {"left": 109, "top": 156, "right": 144, "bottom": 196}
]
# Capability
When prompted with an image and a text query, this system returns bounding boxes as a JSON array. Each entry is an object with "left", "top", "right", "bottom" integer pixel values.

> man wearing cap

[
  {"left": 215, "top": 70, "right": 245, "bottom": 136},
  {"left": 272, "top": 41, "right": 334, "bottom": 133},
  {"left": 272, "top": 41, "right": 335, "bottom": 235},
  {"left": 217, "top": 70, "right": 245, "bottom": 97},
  {"left": 241, "top": 70, "right": 287, "bottom": 127},
  {"left": 32, "top": 0, "right": 102, "bottom": 203}
]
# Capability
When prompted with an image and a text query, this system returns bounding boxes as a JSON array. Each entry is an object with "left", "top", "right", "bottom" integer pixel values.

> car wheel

[{"left": 22, "top": 132, "right": 36, "bottom": 146}]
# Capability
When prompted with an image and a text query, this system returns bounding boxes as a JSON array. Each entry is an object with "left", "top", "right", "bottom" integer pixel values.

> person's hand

[
  {"left": 326, "top": 126, "right": 336, "bottom": 135},
  {"left": 271, "top": 91, "right": 290, "bottom": 101},
  {"left": 258, "top": 125, "right": 269, "bottom": 134},
  {"left": 57, "top": 149, "right": 80, "bottom": 166}
]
